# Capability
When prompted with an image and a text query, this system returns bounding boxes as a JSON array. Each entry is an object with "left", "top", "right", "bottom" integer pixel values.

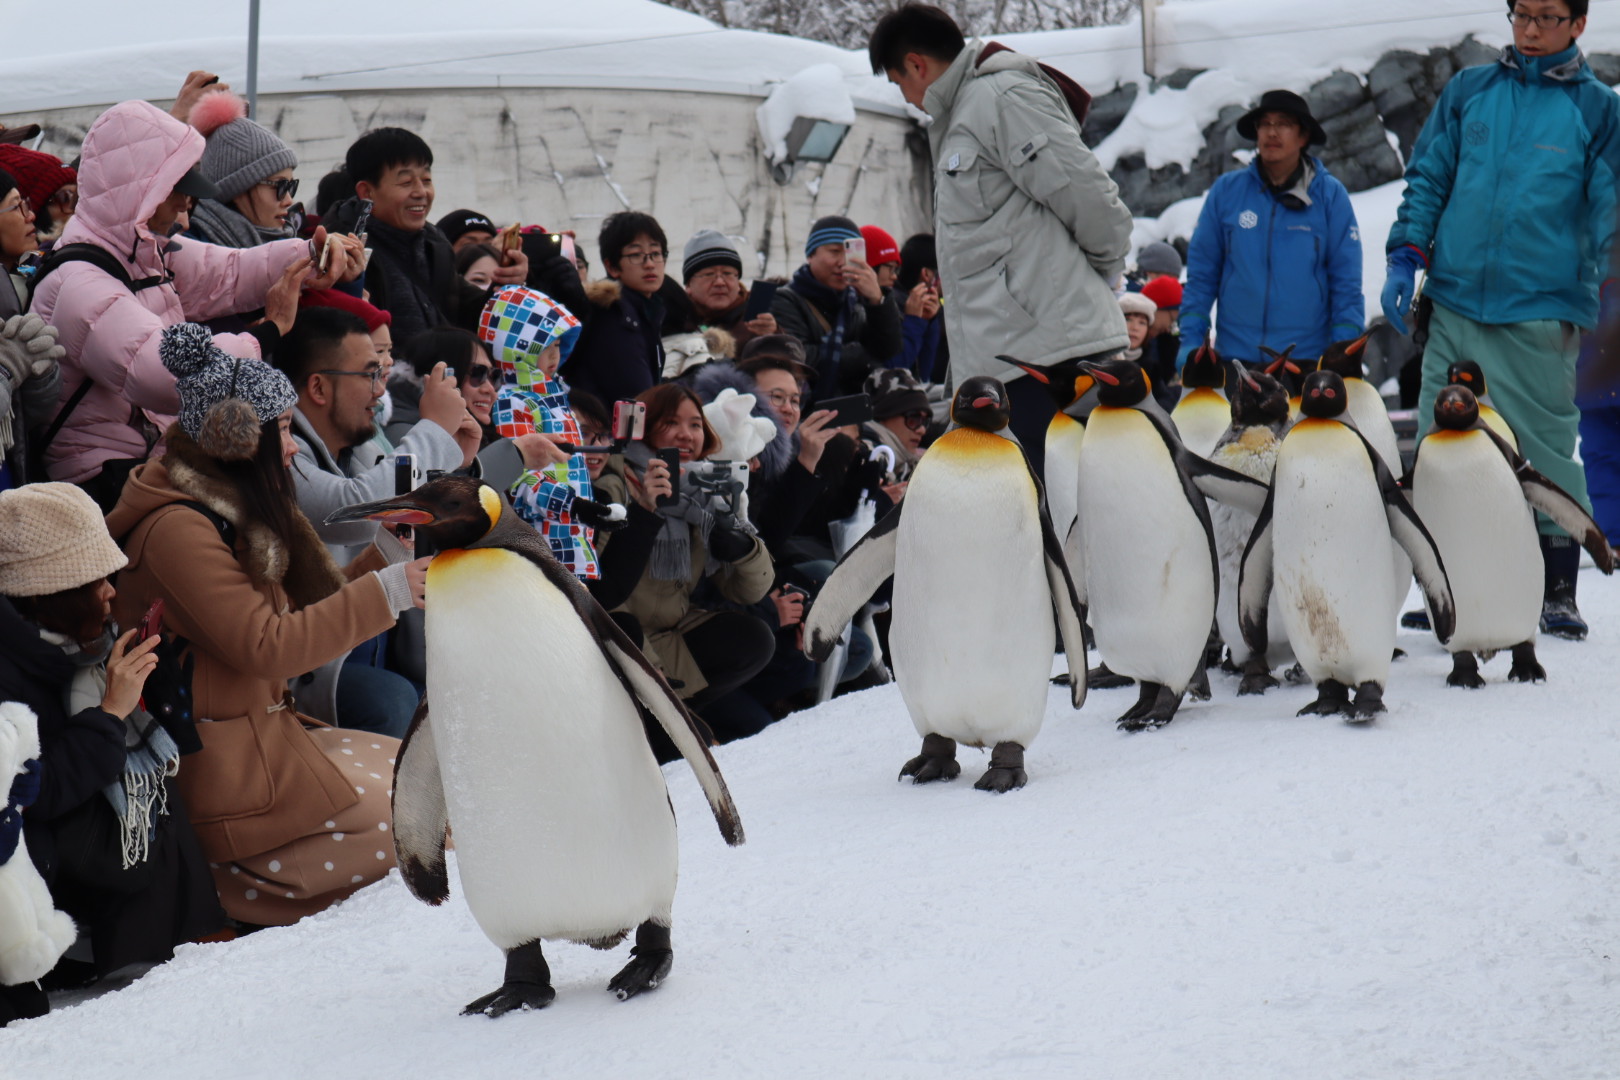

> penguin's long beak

[
  {"left": 325, "top": 492, "right": 438, "bottom": 526},
  {"left": 1079, "top": 360, "right": 1120, "bottom": 386},
  {"left": 1235, "top": 362, "right": 1261, "bottom": 391},
  {"left": 1345, "top": 331, "right": 1371, "bottom": 356},
  {"left": 996, "top": 354, "right": 1048, "bottom": 383}
]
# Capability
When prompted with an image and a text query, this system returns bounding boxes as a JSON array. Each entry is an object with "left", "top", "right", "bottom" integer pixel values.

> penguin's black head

[
  {"left": 996, "top": 354, "right": 1092, "bottom": 411},
  {"left": 1228, "top": 363, "right": 1290, "bottom": 428},
  {"left": 1079, "top": 356, "right": 1150, "bottom": 408},
  {"left": 1316, "top": 332, "right": 1370, "bottom": 380},
  {"left": 1180, "top": 336, "right": 1225, "bottom": 390},
  {"left": 325, "top": 475, "right": 503, "bottom": 552},
  {"left": 1433, "top": 385, "right": 1481, "bottom": 432},
  {"left": 1299, "top": 370, "right": 1349, "bottom": 420},
  {"left": 1446, "top": 359, "right": 1488, "bottom": 397},
  {"left": 1260, "top": 344, "right": 1305, "bottom": 396},
  {"left": 951, "top": 376, "right": 1011, "bottom": 431}
]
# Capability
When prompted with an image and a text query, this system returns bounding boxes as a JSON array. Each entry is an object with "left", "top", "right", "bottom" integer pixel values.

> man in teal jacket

[{"left": 1383, "top": 0, "right": 1620, "bottom": 639}]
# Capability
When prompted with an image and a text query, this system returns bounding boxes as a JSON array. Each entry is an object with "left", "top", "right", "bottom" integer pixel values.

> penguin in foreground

[
  {"left": 1445, "top": 359, "right": 1518, "bottom": 450},
  {"left": 1408, "top": 385, "right": 1613, "bottom": 687},
  {"left": 326, "top": 477, "right": 744, "bottom": 1017},
  {"left": 1171, "top": 336, "right": 1232, "bottom": 459},
  {"left": 805, "top": 376, "right": 1088, "bottom": 792},
  {"left": 1207, "top": 364, "right": 1294, "bottom": 694},
  {"left": 1076, "top": 357, "right": 1269, "bottom": 730},
  {"left": 1240, "top": 371, "right": 1456, "bottom": 720}
]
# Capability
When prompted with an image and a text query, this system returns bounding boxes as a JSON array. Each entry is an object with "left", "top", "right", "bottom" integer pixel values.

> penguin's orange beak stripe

[
  {"left": 972, "top": 396, "right": 996, "bottom": 409},
  {"left": 1091, "top": 368, "right": 1120, "bottom": 386},
  {"left": 364, "top": 508, "right": 437, "bottom": 525},
  {"left": 1346, "top": 333, "right": 1369, "bottom": 356}
]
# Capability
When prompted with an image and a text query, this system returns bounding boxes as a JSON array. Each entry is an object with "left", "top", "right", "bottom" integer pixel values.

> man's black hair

[
  {"left": 276, "top": 307, "right": 373, "bottom": 389},
  {"left": 344, "top": 128, "right": 433, "bottom": 189},
  {"left": 869, "top": 4, "right": 967, "bottom": 76},
  {"left": 1507, "top": 0, "right": 1587, "bottom": 18},
  {"left": 314, "top": 167, "right": 354, "bottom": 216},
  {"left": 897, "top": 232, "right": 937, "bottom": 292},
  {"left": 598, "top": 211, "right": 669, "bottom": 271}
]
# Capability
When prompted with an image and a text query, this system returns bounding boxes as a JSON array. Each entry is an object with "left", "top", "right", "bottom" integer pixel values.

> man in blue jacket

[
  {"left": 1382, "top": 0, "right": 1620, "bottom": 639},
  {"left": 1179, "top": 90, "right": 1364, "bottom": 370}
]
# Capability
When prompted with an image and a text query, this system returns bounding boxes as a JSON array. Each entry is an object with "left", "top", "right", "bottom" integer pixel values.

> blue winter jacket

[
  {"left": 1388, "top": 45, "right": 1620, "bottom": 330},
  {"left": 1180, "top": 156, "right": 1364, "bottom": 366}
]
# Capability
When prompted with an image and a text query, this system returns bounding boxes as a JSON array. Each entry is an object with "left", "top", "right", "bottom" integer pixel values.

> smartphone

[
  {"left": 352, "top": 198, "right": 373, "bottom": 242},
  {"left": 815, "top": 392, "right": 874, "bottom": 428},
  {"left": 498, "top": 222, "right": 524, "bottom": 255},
  {"left": 845, "top": 236, "right": 866, "bottom": 263},
  {"left": 135, "top": 598, "right": 165, "bottom": 644},
  {"left": 612, "top": 400, "right": 647, "bottom": 442},
  {"left": 393, "top": 453, "right": 417, "bottom": 544},
  {"left": 656, "top": 447, "right": 681, "bottom": 506},
  {"left": 318, "top": 233, "right": 341, "bottom": 274},
  {"left": 744, "top": 280, "right": 779, "bottom": 321}
]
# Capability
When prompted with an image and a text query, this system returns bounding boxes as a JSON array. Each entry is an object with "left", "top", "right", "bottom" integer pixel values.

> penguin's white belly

[
  {"left": 425, "top": 548, "right": 676, "bottom": 950},
  {"left": 892, "top": 431, "right": 1053, "bottom": 748},
  {"left": 1173, "top": 389, "right": 1231, "bottom": 460},
  {"left": 1079, "top": 408, "right": 1213, "bottom": 691},
  {"left": 1272, "top": 423, "right": 1397, "bottom": 686},
  {"left": 1413, "top": 434, "right": 1542, "bottom": 651},
  {"left": 1345, "top": 380, "right": 1412, "bottom": 622},
  {"left": 1210, "top": 432, "right": 1291, "bottom": 667},
  {"left": 1045, "top": 415, "right": 1085, "bottom": 582}
]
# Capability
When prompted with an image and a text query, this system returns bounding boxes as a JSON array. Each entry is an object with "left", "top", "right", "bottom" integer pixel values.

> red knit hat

[
  {"left": 1141, "top": 275, "right": 1183, "bottom": 311},
  {"left": 0, "top": 146, "right": 75, "bottom": 212},
  {"left": 859, "top": 225, "right": 901, "bottom": 267},
  {"left": 300, "top": 288, "right": 392, "bottom": 332}
]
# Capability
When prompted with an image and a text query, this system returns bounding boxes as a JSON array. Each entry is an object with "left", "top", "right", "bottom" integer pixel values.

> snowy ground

[{"left": 4, "top": 575, "right": 1619, "bottom": 1078}]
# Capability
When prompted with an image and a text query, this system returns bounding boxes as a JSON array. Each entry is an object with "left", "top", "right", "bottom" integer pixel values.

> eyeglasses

[
  {"left": 763, "top": 389, "right": 801, "bottom": 412},
  {"left": 257, "top": 177, "right": 300, "bottom": 201},
  {"left": 1507, "top": 11, "right": 1573, "bottom": 28},
  {"left": 578, "top": 428, "right": 607, "bottom": 448},
  {"left": 901, "top": 409, "right": 931, "bottom": 432},
  {"left": 2, "top": 198, "right": 31, "bottom": 219},
  {"left": 465, "top": 364, "right": 494, "bottom": 387},
  {"left": 692, "top": 267, "right": 740, "bottom": 284},
  {"left": 1255, "top": 118, "right": 1299, "bottom": 132},
  {"left": 618, "top": 249, "right": 666, "bottom": 266},
  {"left": 316, "top": 366, "right": 385, "bottom": 389},
  {"left": 47, "top": 189, "right": 76, "bottom": 211}
]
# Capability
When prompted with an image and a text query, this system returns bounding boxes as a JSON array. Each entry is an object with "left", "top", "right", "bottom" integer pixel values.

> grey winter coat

[{"left": 924, "top": 44, "right": 1134, "bottom": 381}]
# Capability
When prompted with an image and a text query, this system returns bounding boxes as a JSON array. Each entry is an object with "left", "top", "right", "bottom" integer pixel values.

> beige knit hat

[{"left": 0, "top": 483, "right": 128, "bottom": 597}]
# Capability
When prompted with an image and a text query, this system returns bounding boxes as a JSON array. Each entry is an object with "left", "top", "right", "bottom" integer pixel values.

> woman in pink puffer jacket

[{"left": 32, "top": 100, "right": 322, "bottom": 504}]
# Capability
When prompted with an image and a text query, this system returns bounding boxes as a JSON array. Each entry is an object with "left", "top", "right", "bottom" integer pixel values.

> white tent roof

[{"left": 0, "top": 0, "right": 908, "bottom": 114}]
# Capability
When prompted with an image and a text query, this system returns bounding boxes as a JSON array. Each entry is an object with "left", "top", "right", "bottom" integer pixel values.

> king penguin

[
  {"left": 1445, "top": 359, "right": 1518, "bottom": 450},
  {"left": 1207, "top": 364, "right": 1294, "bottom": 694},
  {"left": 1171, "top": 336, "right": 1232, "bottom": 460},
  {"left": 1409, "top": 385, "right": 1614, "bottom": 686},
  {"left": 1076, "top": 357, "right": 1270, "bottom": 730},
  {"left": 1239, "top": 371, "right": 1456, "bottom": 720},
  {"left": 995, "top": 354, "right": 1099, "bottom": 582},
  {"left": 805, "top": 376, "right": 1088, "bottom": 792},
  {"left": 326, "top": 477, "right": 744, "bottom": 1017},
  {"left": 1260, "top": 345, "right": 1305, "bottom": 423}
]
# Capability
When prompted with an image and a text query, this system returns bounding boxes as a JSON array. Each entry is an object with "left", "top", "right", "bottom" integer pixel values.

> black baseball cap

[{"left": 172, "top": 163, "right": 223, "bottom": 201}]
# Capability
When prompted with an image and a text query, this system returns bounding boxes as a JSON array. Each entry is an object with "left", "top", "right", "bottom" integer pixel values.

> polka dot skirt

[{"left": 209, "top": 727, "right": 400, "bottom": 926}]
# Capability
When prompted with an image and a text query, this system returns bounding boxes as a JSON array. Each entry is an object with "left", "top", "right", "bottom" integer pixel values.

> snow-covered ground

[{"left": 4, "top": 574, "right": 1617, "bottom": 1078}]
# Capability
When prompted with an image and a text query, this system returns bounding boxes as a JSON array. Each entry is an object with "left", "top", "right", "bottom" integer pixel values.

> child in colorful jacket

[{"left": 479, "top": 286, "right": 601, "bottom": 578}]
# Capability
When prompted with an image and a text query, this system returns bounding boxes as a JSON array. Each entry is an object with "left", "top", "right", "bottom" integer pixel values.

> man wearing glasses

[
  {"left": 562, "top": 211, "right": 676, "bottom": 405},
  {"left": 1382, "top": 0, "right": 1620, "bottom": 639}
]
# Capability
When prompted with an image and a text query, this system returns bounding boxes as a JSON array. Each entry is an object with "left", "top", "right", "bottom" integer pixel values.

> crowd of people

[{"left": 3, "top": 0, "right": 1618, "bottom": 1028}]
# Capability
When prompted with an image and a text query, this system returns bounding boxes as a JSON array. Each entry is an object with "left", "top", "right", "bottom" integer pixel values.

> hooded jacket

[
  {"left": 923, "top": 43, "right": 1134, "bottom": 381},
  {"left": 1388, "top": 45, "right": 1620, "bottom": 329},
  {"left": 31, "top": 101, "right": 307, "bottom": 483}
]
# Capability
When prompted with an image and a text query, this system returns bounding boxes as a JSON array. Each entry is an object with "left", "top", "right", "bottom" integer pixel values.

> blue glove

[{"left": 1380, "top": 246, "right": 1426, "bottom": 334}]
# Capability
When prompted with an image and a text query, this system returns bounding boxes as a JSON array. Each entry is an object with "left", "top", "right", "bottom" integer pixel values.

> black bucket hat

[{"left": 1236, "top": 89, "right": 1326, "bottom": 147}]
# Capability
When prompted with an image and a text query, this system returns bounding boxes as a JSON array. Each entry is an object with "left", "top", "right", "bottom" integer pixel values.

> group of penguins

[{"left": 320, "top": 334, "right": 1614, "bottom": 1017}]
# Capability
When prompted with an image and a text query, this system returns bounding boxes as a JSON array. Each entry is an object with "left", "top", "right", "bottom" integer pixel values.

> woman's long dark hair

[{"left": 219, "top": 418, "right": 303, "bottom": 552}]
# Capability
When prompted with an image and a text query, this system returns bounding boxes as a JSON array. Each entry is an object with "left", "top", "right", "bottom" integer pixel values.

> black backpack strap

[
  {"left": 32, "top": 374, "right": 94, "bottom": 464},
  {"left": 174, "top": 499, "right": 237, "bottom": 549},
  {"left": 27, "top": 242, "right": 169, "bottom": 306}
]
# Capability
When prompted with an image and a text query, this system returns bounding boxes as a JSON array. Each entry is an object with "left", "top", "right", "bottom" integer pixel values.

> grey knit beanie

[
  {"left": 161, "top": 323, "right": 297, "bottom": 461},
  {"left": 1137, "top": 241, "right": 1183, "bottom": 279},
  {"left": 683, "top": 229, "right": 743, "bottom": 283},
  {"left": 191, "top": 91, "right": 298, "bottom": 203}
]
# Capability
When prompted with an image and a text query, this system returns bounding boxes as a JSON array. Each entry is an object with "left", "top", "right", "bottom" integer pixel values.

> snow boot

[{"left": 1539, "top": 534, "right": 1587, "bottom": 641}]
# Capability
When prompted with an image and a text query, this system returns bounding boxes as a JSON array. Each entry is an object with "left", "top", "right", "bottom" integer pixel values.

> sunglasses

[
  {"left": 901, "top": 410, "right": 931, "bottom": 432},
  {"left": 464, "top": 364, "right": 494, "bottom": 387},
  {"left": 256, "top": 177, "right": 300, "bottom": 201}
]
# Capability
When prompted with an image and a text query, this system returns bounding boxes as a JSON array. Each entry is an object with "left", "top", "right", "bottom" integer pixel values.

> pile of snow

[
  {"left": 4, "top": 574, "right": 1616, "bottom": 1078},
  {"left": 757, "top": 63, "right": 859, "bottom": 165}
]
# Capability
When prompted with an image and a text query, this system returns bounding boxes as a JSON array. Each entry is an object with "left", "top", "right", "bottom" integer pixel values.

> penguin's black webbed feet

[
  {"left": 1296, "top": 679, "right": 1350, "bottom": 717},
  {"left": 1237, "top": 656, "right": 1278, "bottom": 696},
  {"left": 899, "top": 733, "right": 960, "bottom": 784},
  {"left": 463, "top": 940, "right": 554, "bottom": 1018},
  {"left": 1507, "top": 641, "right": 1545, "bottom": 683},
  {"left": 1186, "top": 666, "right": 1212, "bottom": 702},
  {"left": 1117, "top": 683, "right": 1181, "bottom": 731},
  {"left": 1445, "top": 652, "right": 1486, "bottom": 689},
  {"left": 973, "top": 742, "right": 1027, "bottom": 793},
  {"left": 1347, "top": 681, "right": 1385, "bottom": 722},
  {"left": 1087, "top": 663, "right": 1136, "bottom": 690},
  {"left": 609, "top": 922, "right": 673, "bottom": 1001}
]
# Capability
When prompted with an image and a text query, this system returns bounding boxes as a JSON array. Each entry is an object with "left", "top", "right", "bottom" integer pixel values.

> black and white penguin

[
  {"left": 1171, "top": 336, "right": 1231, "bottom": 459},
  {"left": 996, "top": 354, "right": 1099, "bottom": 580},
  {"left": 1076, "top": 357, "right": 1269, "bottom": 730},
  {"left": 1260, "top": 345, "right": 1305, "bottom": 423},
  {"left": 1445, "top": 359, "right": 1518, "bottom": 450},
  {"left": 326, "top": 477, "right": 744, "bottom": 1017},
  {"left": 1207, "top": 364, "right": 1294, "bottom": 694},
  {"left": 1409, "top": 385, "right": 1614, "bottom": 686},
  {"left": 805, "top": 376, "right": 1088, "bottom": 792},
  {"left": 1239, "top": 371, "right": 1456, "bottom": 720},
  {"left": 1317, "top": 333, "right": 1400, "bottom": 472}
]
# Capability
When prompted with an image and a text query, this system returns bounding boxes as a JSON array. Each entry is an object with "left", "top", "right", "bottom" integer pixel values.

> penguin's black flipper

[
  {"left": 1483, "top": 429, "right": 1617, "bottom": 574},
  {"left": 391, "top": 698, "right": 450, "bottom": 905},
  {"left": 1369, "top": 447, "right": 1456, "bottom": 645},
  {"left": 1030, "top": 452, "right": 1088, "bottom": 709},
  {"left": 803, "top": 504, "right": 904, "bottom": 662},
  {"left": 592, "top": 617, "right": 746, "bottom": 847},
  {"left": 1237, "top": 486, "right": 1278, "bottom": 659},
  {"left": 1184, "top": 453, "right": 1271, "bottom": 517}
]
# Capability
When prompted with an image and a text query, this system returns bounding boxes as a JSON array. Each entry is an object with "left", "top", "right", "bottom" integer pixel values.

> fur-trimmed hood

[
  {"left": 105, "top": 427, "right": 347, "bottom": 610},
  {"left": 686, "top": 362, "right": 794, "bottom": 481}
]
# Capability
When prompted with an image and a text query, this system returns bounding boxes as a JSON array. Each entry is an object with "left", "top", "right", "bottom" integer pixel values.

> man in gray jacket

[{"left": 869, "top": 4, "right": 1134, "bottom": 472}]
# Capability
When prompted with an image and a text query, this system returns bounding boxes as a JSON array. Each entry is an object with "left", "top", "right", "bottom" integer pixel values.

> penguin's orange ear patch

[{"left": 478, "top": 485, "right": 504, "bottom": 526}]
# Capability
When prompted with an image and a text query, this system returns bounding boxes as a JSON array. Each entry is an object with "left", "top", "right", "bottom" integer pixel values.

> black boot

[{"left": 1539, "top": 534, "right": 1587, "bottom": 641}]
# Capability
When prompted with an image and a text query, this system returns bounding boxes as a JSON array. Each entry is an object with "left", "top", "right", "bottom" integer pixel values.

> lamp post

[{"left": 246, "top": 0, "right": 261, "bottom": 116}]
